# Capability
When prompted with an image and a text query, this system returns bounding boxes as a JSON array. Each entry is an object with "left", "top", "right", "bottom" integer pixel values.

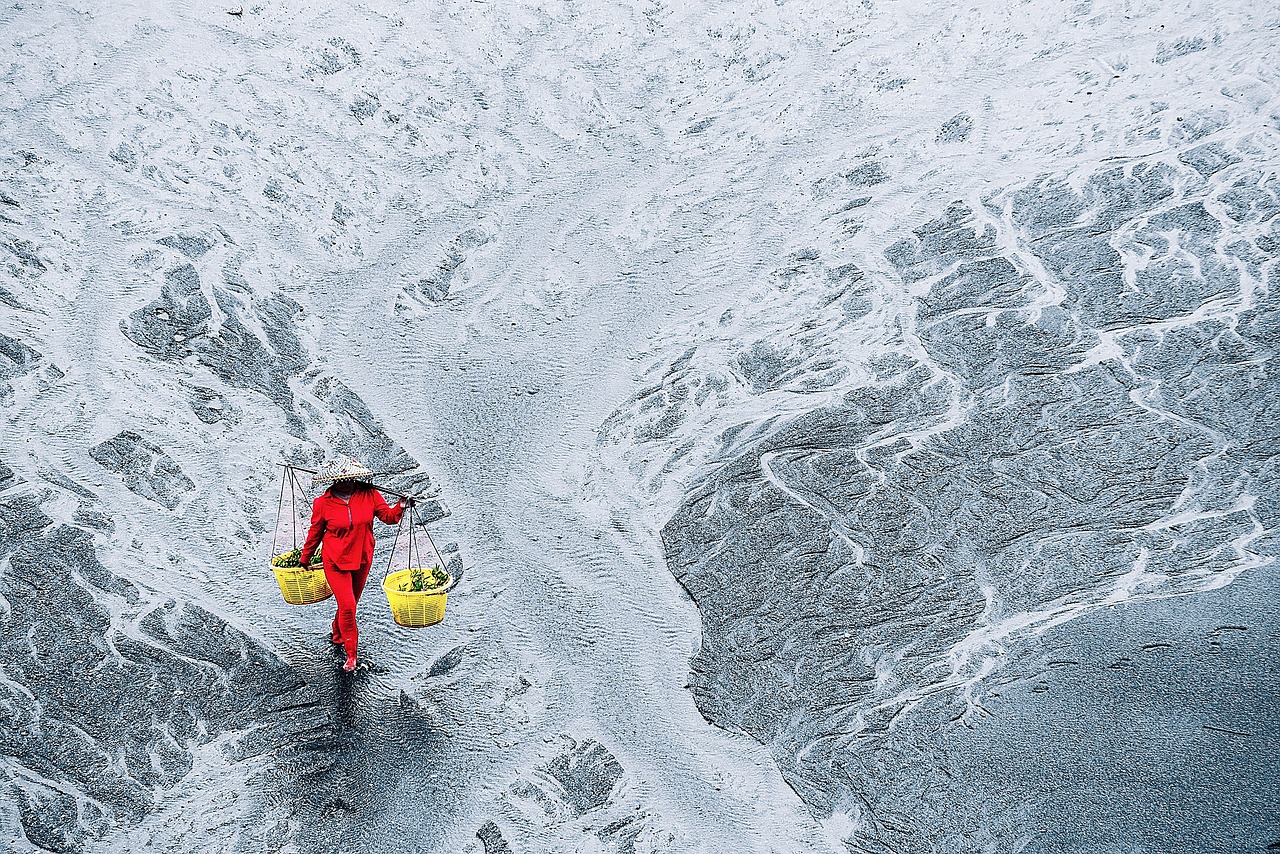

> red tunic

[{"left": 300, "top": 484, "right": 404, "bottom": 573}]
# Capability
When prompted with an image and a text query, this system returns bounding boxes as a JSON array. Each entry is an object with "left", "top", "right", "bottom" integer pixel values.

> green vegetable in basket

[
  {"left": 399, "top": 565, "right": 449, "bottom": 592},
  {"left": 271, "top": 547, "right": 323, "bottom": 568}
]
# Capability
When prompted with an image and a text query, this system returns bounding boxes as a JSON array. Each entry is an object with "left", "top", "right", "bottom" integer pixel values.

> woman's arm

[
  {"left": 298, "top": 497, "right": 327, "bottom": 565},
  {"left": 372, "top": 490, "right": 407, "bottom": 525}
]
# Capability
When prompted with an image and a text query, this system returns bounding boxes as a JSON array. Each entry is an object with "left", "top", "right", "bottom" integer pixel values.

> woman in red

[{"left": 300, "top": 459, "right": 410, "bottom": 672}]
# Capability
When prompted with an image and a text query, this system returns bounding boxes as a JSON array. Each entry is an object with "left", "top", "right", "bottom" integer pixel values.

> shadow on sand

[{"left": 246, "top": 639, "right": 464, "bottom": 854}]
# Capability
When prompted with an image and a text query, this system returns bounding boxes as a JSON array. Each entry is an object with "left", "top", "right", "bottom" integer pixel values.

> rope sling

[
  {"left": 382, "top": 501, "right": 457, "bottom": 628},
  {"left": 269, "top": 464, "right": 332, "bottom": 605}
]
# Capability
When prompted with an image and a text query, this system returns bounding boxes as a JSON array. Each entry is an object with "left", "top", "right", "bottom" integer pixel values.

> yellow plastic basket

[
  {"left": 383, "top": 568, "right": 452, "bottom": 628},
  {"left": 271, "top": 560, "right": 332, "bottom": 606}
]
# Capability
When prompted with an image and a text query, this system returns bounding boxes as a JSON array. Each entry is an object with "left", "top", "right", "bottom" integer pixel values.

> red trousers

[{"left": 326, "top": 563, "right": 371, "bottom": 659}]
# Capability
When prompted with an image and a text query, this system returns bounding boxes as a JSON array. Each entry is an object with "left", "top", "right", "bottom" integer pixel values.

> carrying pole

[
  {"left": 369, "top": 483, "right": 422, "bottom": 501},
  {"left": 274, "top": 462, "right": 424, "bottom": 502}
]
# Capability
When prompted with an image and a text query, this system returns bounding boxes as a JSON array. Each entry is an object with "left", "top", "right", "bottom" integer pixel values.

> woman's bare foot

[{"left": 342, "top": 655, "right": 358, "bottom": 672}]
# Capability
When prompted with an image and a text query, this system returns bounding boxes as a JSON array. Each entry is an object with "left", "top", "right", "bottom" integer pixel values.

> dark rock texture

[
  {"left": 427, "top": 645, "right": 467, "bottom": 678},
  {"left": 477, "top": 820, "right": 514, "bottom": 854},
  {"left": 120, "top": 264, "right": 305, "bottom": 427},
  {"left": 659, "top": 147, "right": 1280, "bottom": 849},
  {"left": 89, "top": 430, "right": 195, "bottom": 509},
  {"left": 2, "top": 237, "right": 46, "bottom": 273},
  {"left": 0, "top": 332, "right": 43, "bottom": 404},
  {"left": 401, "top": 226, "right": 490, "bottom": 307},
  {"left": 190, "top": 385, "right": 229, "bottom": 424},
  {"left": 936, "top": 112, "right": 972, "bottom": 143},
  {"left": 120, "top": 269, "right": 427, "bottom": 490},
  {"left": 540, "top": 738, "right": 623, "bottom": 816},
  {"left": 72, "top": 504, "right": 115, "bottom": 532},
  {"left": 503, "top": 737, "right": 631, "bottom": 847},
  {"left": 1155, "top": 36, "right": 1208, "bottom": 64},
  {"left": 0, "top": 332, "right": 41, "bottom": 380},
  {"left": 158, "top": 233, "right": 215, "bottom": 259},
  {"left": 828, "top": 566, "right": 1280, "bottom": 854},
  {"left": 0, "top": 492, "right": 315, "bottom": 852},
  {"left": 0, "top": 457, "right": 19, "bottom": 490}
]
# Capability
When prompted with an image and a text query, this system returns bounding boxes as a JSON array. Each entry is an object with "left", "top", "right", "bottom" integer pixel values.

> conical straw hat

[{"left": 312, "top": 458, "right": 384, "bottom": 485}]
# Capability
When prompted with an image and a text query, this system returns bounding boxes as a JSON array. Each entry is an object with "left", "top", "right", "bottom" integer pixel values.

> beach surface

[{"left": 1, "top": 0, "right": 1278, "bottom": 851}]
